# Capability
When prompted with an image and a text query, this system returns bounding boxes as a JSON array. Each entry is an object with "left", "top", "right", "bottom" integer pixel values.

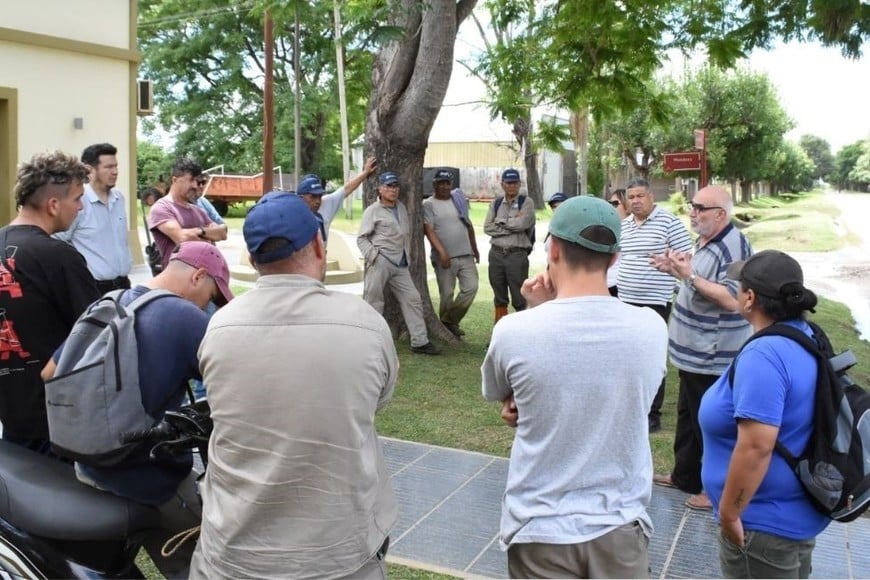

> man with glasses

[
  {"left": 358, "top": 171, "right": 440, "bottom": 355},
  {"left": 54, "top": 143, "right": 134, "bottom": 295},
  {"left": 195, "top": 174, "right": 225, "bottom": 226},
  {"left": 650, "top": 185, "right": 753, "bottom": 511},
  {"left": 0, "top": 151, "right": 100, "bottom": 455},
  {"left": 617, "top": 178, "right": 692, "bottom": 433},
  {"left": 53, "top": 240, "right": 232, "bottom": 577},
  {"left": 148, "top": 158, "right": 228, "bottom": 271}
]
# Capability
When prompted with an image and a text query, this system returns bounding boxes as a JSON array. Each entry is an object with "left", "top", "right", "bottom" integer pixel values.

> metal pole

[
  {"left": 262, "top": 10, "right": 274, "bottom": 194},
  {"left": 334, "top": 1, "right": 352, "bottom": 218},
  {"left": 294, "top": 9, "right": 302, "bottom": 187}
]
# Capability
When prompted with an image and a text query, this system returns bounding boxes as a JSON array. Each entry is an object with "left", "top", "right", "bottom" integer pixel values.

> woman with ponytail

[{"left": 698, "top": 250, "right": 830, "bottom": 578}]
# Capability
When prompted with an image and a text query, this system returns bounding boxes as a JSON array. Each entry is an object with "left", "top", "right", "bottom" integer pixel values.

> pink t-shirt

[{"left": 148, "top": 197, "right": 213, "bottom": 268}]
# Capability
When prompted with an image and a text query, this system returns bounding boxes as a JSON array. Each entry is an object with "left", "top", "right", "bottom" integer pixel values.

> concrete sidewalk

[{"left": 382, "top": 438, "right": 870, "bottom": 579}]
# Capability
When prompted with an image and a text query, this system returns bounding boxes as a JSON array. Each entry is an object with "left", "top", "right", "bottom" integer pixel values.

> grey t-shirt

[
  {"left": 422, "top": 197, "right": 472, "bottom": 258},
  {"left": 482, "top": 296, "right": 667, "bottom": 547}
]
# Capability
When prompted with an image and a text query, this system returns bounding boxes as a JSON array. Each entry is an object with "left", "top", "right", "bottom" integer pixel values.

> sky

[{"left": 746, "top": 42, "right": 870, "bottom": 152}]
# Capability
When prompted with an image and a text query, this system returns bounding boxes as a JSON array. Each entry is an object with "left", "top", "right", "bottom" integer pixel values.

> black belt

[
  {"left": 95, "top": 276, "right": 131, "bottom": 293},
  {"left": 490, "top": 246, "right": 529, "bottom": 254}
]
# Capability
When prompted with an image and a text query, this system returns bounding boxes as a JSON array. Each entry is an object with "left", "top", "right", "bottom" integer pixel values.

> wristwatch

[
  {"left": 688, "top": 272, "right": 698, "bottom": 288},
  {"left": 197, "top": 226, "right": 207, "bottom": 239}
]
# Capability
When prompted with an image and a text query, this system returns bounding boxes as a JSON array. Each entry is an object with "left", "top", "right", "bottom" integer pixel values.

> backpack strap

[{"left": 727, "top": 322, "right": 829, "bottom": 466}]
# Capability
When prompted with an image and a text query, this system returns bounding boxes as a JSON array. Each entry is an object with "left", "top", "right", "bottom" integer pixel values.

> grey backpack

[{"left": 45, "top": 289, "right": 174, "bottom": 466}]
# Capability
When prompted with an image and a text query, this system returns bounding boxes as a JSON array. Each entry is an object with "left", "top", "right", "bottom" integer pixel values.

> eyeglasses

[
  {"left": 687, "top": 203, "right": 723, "bottom": 213},
  {"left": 196, "top": 179, "right": 208, "bottom": 186},
  {"left": 608, "top": 200, "right": 620, "bottom": 207}
]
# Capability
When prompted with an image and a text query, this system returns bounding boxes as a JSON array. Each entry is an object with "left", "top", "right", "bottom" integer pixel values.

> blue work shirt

[
  {"left": 197, "top": 196, "right": 225, "bottom": 225},
  {"left": 55, "top": 184, "right": 133, "bottom": 280}
]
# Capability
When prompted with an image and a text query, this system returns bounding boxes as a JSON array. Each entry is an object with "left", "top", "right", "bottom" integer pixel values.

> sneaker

[
  {"left": 411, "top": 342, "right": 441, "bottom": 355},
  {"left": 443, "top": 322, "right": 464, "bottom": 338}
]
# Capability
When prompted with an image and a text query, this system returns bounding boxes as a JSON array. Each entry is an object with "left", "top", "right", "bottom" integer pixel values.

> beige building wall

[
  {"left": 424, "top": 141, "right": 519, "bottom": 168},
  {"left": 0, "top": 0, "right": 140, "bottom": 257},
  {"left": 1, "top": 0, "right": 130, "bottom": 49}
]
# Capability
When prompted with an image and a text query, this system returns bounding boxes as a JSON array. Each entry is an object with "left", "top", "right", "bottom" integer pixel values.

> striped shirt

[
  {"left": 617, "top": 206, "right": 693, "bottom": 305},
  {"left": 668, "top": 223, "right": 754, "bottom": 375}
]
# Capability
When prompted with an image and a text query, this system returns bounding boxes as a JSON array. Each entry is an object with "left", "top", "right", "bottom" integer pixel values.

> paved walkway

[{"left": 382, "top": 438, "right": 870, "bottom": 579}]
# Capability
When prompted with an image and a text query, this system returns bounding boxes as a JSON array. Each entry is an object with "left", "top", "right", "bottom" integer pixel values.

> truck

[{"left": 200, "top": 166, "right": 291, "bottom": 216}]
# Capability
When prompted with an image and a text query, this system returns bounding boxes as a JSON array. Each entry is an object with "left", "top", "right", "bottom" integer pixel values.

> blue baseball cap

[
  {"left": 548, "top": 192, "right": 568, "bottom": 206},
  {"left": 433, "top": 169, "right": 452, "bottom": 182},
  {"left": 297, "top": 175, "right": 325, "bottom": 196},
  {"left": 501, "top": 168, "right": 520, "bottom": 183},
  {"left": 379, "top": 171, "right": 400, "bottom": 186},
  {"left": 244, "top": 193, "right": 320, "bottom": 264}
]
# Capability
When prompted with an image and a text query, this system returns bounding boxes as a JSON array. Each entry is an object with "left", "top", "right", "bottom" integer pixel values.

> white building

[{"left": 0, "top": 0, "right": 142, "bottom": 256}]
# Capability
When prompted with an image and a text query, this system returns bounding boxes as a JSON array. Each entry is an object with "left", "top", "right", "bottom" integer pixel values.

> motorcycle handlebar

[{"left": 120, "top": 420, "right": 176, "bottom": 445}]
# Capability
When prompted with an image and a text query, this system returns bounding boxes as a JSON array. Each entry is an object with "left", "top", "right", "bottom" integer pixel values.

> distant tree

[
  {"left": 689, "top": 67, "right": 792, "bottom": 202},
  {"left": 136, "top": 141, "right": 172, "bottom": 193},
  {"left": 799, "top": 134, "right": 835, "bottom": 181},
  {"left": 137, "top": 0, "right": 372, "bottom": 175},
  {"left": 848, "top": 138, "right": 870, "bottom": 190},
  {"left": 832, "top": 140, "right": 867, "bottom": 191},
  {"left": 769, "top": 141, "right": 816, "bottom": 194}
]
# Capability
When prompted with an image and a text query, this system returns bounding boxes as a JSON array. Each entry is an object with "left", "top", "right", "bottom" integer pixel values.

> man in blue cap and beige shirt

[
  {"left": 357, "top": 171, "right": 440, "bottom": 355},
  {"left": 484, "top": 168, "right": 536, "bottom": 324},
  {"left": 192, "top": 193, "right": 398, "bottom": 579}
]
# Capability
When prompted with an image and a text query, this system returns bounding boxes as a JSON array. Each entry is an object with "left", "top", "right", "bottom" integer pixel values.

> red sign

[{"left": 663, "top": 151, "right": 702, "bottom": 172}]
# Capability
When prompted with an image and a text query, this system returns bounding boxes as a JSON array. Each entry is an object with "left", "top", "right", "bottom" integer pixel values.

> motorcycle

[{"left": 0, "top": 401, "right": 211, "bottom": 578}]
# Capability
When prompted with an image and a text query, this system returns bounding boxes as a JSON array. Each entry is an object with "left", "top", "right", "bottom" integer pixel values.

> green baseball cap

[{"left": 548, "top": 196, "right": 621, "bottom": 254}]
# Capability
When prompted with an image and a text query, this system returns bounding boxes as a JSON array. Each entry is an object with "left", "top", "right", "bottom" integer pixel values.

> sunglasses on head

[{"left": 608, "top": 200, "right": 620, "bottom": 207}]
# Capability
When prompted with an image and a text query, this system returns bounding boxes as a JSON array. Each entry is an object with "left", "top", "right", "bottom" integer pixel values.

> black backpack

[
  {"left": 727, "top": 321, "right": 870, "bottom": 522},
  {"left": 493, "top": 195, "right": 536, "bottom": 250}
]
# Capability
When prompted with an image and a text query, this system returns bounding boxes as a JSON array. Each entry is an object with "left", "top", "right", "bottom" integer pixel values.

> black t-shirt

[{"left": 0, "top": 224, "right": 100, "bottom": 440}]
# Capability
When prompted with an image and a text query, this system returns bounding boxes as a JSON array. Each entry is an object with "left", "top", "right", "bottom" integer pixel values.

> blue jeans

[{"left": 719, "top": 529, "right": 815, "bottom": 578}]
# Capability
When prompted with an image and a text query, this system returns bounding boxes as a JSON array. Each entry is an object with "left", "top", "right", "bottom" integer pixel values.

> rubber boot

[{"left": 494, "top": 305, "right": 509, "bottom": 325}]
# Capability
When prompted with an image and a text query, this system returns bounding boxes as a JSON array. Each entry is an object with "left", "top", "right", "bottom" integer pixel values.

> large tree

[
  {"left": 689, "top": 67, "right": 792, "bottom": 202},
  {"left": 363, "top": 0, "right": 477, "bottom": 342}
]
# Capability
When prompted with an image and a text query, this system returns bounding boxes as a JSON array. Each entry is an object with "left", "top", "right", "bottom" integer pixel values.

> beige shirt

[
  {"left": 483, "top": 194, "right": 536, "bottom": 250},
  {"left": 190, "top": 274, "right": 398, "bottom": 580},
  {"left": 357, "top": 199, "right": 411, "bottom": 266}
]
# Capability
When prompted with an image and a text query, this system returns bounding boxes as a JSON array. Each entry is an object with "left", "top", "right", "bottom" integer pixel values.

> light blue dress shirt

[
  {"left": 55, "top": 184, "right": 133, "bottom": 280},
  {"left": 197, "top": 196, "right": 225, "bottom": 225}
]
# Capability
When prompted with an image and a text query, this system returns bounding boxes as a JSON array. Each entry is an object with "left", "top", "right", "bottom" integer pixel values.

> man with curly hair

[{"left": 0, "top": 151, "right": 100, "bottom": 454}]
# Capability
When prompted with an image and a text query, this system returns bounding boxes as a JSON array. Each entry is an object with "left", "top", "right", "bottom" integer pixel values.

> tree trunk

[
  {"left": 514, "top": 116, "right": 544, "bottom": 209},
  {"left": 740, "top": 180, "right": 751, "bottom": 204},
  {"left": 362, "top": 0, "right": 478, "bottom": 344}
]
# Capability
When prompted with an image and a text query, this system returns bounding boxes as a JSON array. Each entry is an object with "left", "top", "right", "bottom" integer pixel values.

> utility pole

[
  {"left": 293, "top": 9, "right": 302, "bottom": 186},
  {"left": 262, "top": 9, "right": 274, "bottom": 193},
  {"left": 333, "top": 1, "right": 353, "bottom": 218}
]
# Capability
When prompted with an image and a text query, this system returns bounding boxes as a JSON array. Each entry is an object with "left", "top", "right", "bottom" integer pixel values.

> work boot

[
  {"left": 443, "top": 322, "right": 464, "bottom": 338},
  {"left": 494, "top": 305, "right": 509, "bottom": 324},
  {"left": 411, "top": 342, "right": 441, "bottom": 355}
]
